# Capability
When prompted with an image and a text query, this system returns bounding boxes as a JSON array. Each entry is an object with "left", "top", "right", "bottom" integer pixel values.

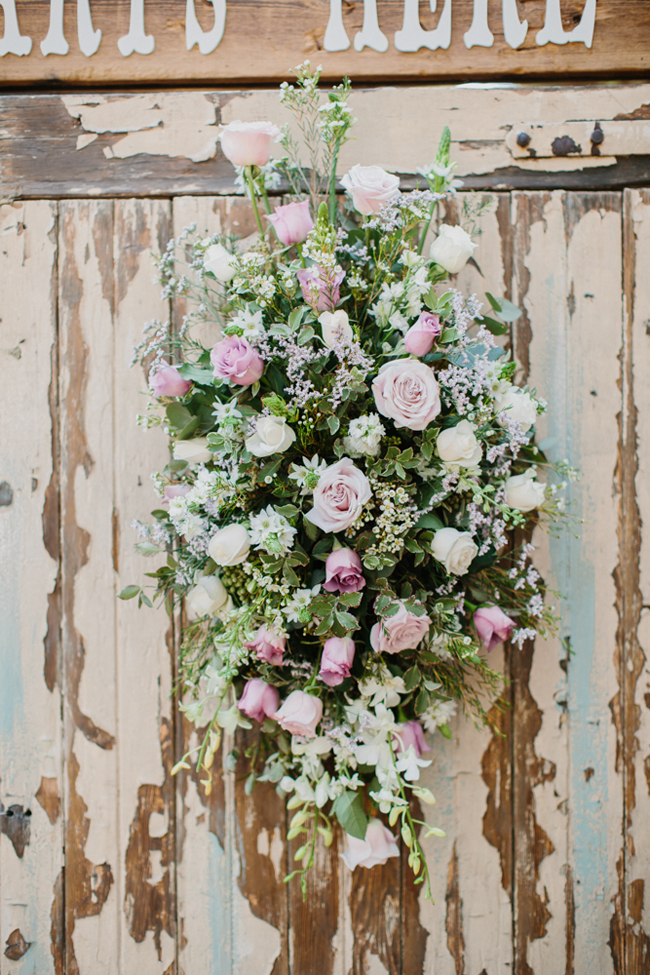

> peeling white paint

[{"left": 76, "top": 132, "right": 98, "bottom": 151}]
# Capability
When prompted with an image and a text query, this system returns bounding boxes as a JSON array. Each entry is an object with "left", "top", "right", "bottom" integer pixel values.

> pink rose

[
  {"left": 474, "top": 605, "right": 515, "bottom": 651},
  {"left": 273, "top": 690, "right": 322, "bottom": 738},
  {"left": 297, "top": 266, "right": 345, "bottom": 313},
  {"left": 393, "top": 721, "right": 430, "bottom": 758},
  {"left": 370, "top": 602, "right": 431, "bottom": 655},
  {"left": 404, "top": 313, "right": 441, "bottom": 357},
  {"left": 323, "top": 548, "right": 366, "bottom": 594},
  {"left": 340, "top": 165, "right": 400, "bottom": 216},
  {"left": 238, "top": 679, "right": 279, "bottom": 723},
  {"left": 341, "top": 818, "right": 400, "bottom": 870},
  {"left": 372, "top": 358, "right": 441, "bottom": 431},
  {"left": 219, "top": 120, "right": 280, "bottom": 168},
  {"left": 245, "top": 625, "right": 286, "bottom": 666},
  {"left": 149, "top": 364, "right": 192, "bottom": 398},
  {"left": 162, "top": 483, "right": 191, "bottom": 505},
  {"left": 305, "top": 457, "right": 372, "bottom": 533},
  {"left": 319, "top": 636, "right": 355, "bottom": 687},
  {"left": 210, "top": 335, "right": 264, "bottom": 386},
  {"left": 268, "top": 201, "right": 314, "bottom": 246}
]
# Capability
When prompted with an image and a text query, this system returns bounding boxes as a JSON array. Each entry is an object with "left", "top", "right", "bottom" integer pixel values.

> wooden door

[{"left": 2, "top": 84, "right": 650, "bottom": 975}]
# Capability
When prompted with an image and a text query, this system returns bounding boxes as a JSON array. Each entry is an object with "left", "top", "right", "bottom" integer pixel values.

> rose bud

[
  {"left": 162, "top": 483, "right": 191, "bottom": 505},
  {"left": 341, "top": 818, "right": 400, "bottom": 870},
  {"left": 370, "top": 602, "right": 431, "bottom": 654},
  {"left": 238, "top": 679, "right": 279, "bottom": 723},
  {"left": 319, "top": 637, "right": 355, "bottom": 687},
  {"left": 203, "top": 243, "right": 237, "bottom": 282},
  {"left": 323, "top": 548, "right": 366, "bottom": 594},
  {"left": 219, "top": 120, "right": 280, "bottom": 168},
  {"left": 431, "top": 527, "right": 479, "bottom": 577},
  {"left": 404, "top": 312, "right": 441, "bottom": 357},
  {"left": 210, "top": 335, "right": 264, "bottom": 386},
  {"left": 149, "top": 364, "right": 192, "bottom": 398},
  {"left": 173, "top": 437, "right": 212, "bottom": 466},
  {"left": 267, "top": 200, "right": 314, "bottom": 246},
  {"left": 273, "top": 690, "right": 322, "bottom": 738},
  {"left": 208, "top": 524, "right": 251, "bottom": 566},
  {"left": 393, "top": 720, "right": 430, "bottom": 758},
  {"left": 245, "top": 626, "right": 286, "bottom": 666},
  {"left": 186, "top": 574, "right": 230, "bottom": 619},
  {"left": 505, "top": 470, "right": 546, "bottom": 513},
  {"left": 429, "top": 224, "right": 477, "bottom": 274},
  {"left": 474, "top": 605, "right": 516, "bottom": 652},
  {"left": 340, "top": 165, "right": 400, "bottom": 216}
]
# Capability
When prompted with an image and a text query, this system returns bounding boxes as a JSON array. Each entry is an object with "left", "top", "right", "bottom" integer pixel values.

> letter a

[
  {"left": 536, "top": 0, "right": 596, "bottom": 47},
  {"left": 186, "top": 0, "right": 226, "bottom": 54},
  {"left": 0, "top": 0, "right": 32, "bottom": 56}
]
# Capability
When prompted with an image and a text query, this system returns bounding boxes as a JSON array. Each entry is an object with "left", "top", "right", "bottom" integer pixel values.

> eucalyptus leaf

[{"left": 332, "top": 790, "right": 368, "bottom": 840}]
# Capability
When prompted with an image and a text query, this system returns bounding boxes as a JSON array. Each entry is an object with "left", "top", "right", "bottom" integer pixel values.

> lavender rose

[
  {"left": 238, "top": 679, "right": 279, "bottom": 723},
  {"left": 219, "top": 120, "right": 280, "bottom": 168},
  {"left": 323, "top": 548, "right": 366, "bottom": 594},
  {"left": 274, "top": 690, "right": 323, "bottom": 738},
  {"left": 267, "top": 200, "right": 314, "bottom": 245},
  {"left": 245, "top": 625, "right": 286, "bottom": 666},
  {"left": 162, "top": 483, "right": 191, "bottom": 505},
  {"left": 404, "top": 312, "right": 441, "bottom": 357},
  {"left": 149, "top": 364, "right": 192, "bottom": 398},
  {"left": 372, "top": 359, "right": 441, "bottom": 431},
  {"left": 304, "top": 457, "right": 372, "bottom": 533},
  {"left": 297, "top": 265, "right": 345, "bottom": 313},
  {"left": 319, "top": 636, "right": 355, "bottom": 687},
  {"left": 370, "top": 602, "right": 431, "bottom": 654},
  {"left": 341, "top": 819, "right": 400, "bottom": 870},
  {"left": 210, "top": 335, "right": 264, "bottom": 386},
  {"left": 340, "top": 164, "right": 400, "bottom": 216},
  {"left": 474, "top": 605, "right": 515, "bottom": 651},
  {"left": 393, "top": 720, "right": 430, "bottom": 758}
]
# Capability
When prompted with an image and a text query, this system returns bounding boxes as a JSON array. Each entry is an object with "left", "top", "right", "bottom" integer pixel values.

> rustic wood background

[{"left": 2, "top": 83, "right": 650, "bottom": 974}]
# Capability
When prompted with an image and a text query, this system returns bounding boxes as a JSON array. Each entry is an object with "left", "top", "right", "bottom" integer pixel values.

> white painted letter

[
  {"left": 536, "top": 0, "right": 596, "bottom": 46},
  {"left": 502, "top": 0, "right": 527, "bottom": 48},
  {"left": 463, "top": 0, "right": 493, "bottom": 47},
  {"left": 324, "top": 0, "right": 350, "bottom": 51},
  {"left": 41, "top": 0, "right": 68, "bottom": 55},
  {"left": 395, "top": 0, "right": 452, "bottom": 52},
  {"left": 0, "top": 0, "right": 32, "bottom": 56},
  {"left": 354, "top": 0, "right": 388, "bottom": 52},
  {"left": 118, "top": 0, "right": 155, "bottom": 55},
  {"left": 78, "top": 0, "right": 101, "bottom": 56},
  {"left": 186, "top": 0, "right": 226, "bottom": 54}
]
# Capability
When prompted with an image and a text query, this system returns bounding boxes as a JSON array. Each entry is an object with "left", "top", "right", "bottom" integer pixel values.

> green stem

[
  {"left": 259, "top": 179, "right": 273, "bottom": 215},
  {"left": 328, "top": 138, "right": 342, "bottom": 226},
  {"left": 418, "top": 200, "right": 436, "bottom": 257},
  {"left": 389, "top": 738, "right": 434, "bottom": 901},
  {"left": 245, "top": 167, "right": 266, "bottom": 238}
]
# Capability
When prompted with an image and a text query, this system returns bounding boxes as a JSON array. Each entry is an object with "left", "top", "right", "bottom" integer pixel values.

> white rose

[
  {"left": 429, "top": 225, "right": 477, "bottom": 274},
  {"left": 339, "top": 164, "right": 400, "bottom": 216},
  {"left": 204, "top": 243, "right": 237, "bottom": 283},
  {"left": 319, "top": 310, "right": 354, "bottom": 348},
  {"left": 186, "top": 574, "right": 231, "bottom": 618},
  {"left": 436, "top": 420, "right": 482, "bottom": 469},
  {"left": 431, "top": 528, "right": 479, "bottom": 576},
  {"left": 495, "top": 385, "right": 538, "bottom": 433},
  {"left": 208, "top": 524, "right": 251, "bottom": 566},
  {"left": 245, "top": 416, "right": 296, "bottom": 457},
  {"left": 505, "top": 470, "right": 546, "bottom": 512},
  {"left": 173, "top": 437, "right": 212, "bottom": 466}
]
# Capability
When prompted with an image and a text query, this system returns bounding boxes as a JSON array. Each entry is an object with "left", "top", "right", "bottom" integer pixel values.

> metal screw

[
  {"left": 516, "top": 131, "right": 531, "bottom": 148},
  {"left": 590, "top": 123, "right": 604, "bottom": 145}
]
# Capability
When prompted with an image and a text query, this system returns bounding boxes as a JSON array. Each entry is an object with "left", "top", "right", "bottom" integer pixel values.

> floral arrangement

[{"left": 125, "top": 64, "right": 570, "bottom": 899}]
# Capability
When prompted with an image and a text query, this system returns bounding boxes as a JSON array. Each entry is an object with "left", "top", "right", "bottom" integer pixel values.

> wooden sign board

[{"left": 0, "top": 0, "right": 648, "bottom": 86}]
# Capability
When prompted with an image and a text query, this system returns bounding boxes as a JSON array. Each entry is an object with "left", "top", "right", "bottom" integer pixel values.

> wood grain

[{"left": 0, "top": 0, "right": 648, "bottom": 86}]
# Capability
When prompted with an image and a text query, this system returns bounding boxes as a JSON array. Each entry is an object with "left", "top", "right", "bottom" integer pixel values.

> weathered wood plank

[
  {"left": 514, "top": 190, "right": 623, "bottom": 974},
  {"left": 2, "top": 85, "right": 650, "bottom": 201},
  {"left": 112, "top": 198, "right": 178, "bottom": 973},
  {"left": 57, "top": 200, "right": 120, "bottom": 975},
  {"left": 0, "top": 201, "right": 63, "bottom": 973},
  {"left": 0, "top": 0, "right": 648, "bottom": 87}
]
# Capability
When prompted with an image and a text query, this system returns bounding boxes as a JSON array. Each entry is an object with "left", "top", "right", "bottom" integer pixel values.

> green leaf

[
  {"left": 415, "top": 513, "right": 443, "bottom": 531},
  {"left": 136, "top": 541, "right": 162, "bottom": 557},
  {"left": 275, "top": 503, "right": 299, "bottom": 519},
  {"left": 479, "top": 315, "right": 509, "bottom": 336},
  {"left": 298, "top": 326, "right": 315, "bottom": 345},
  {"left": 258, "top": 457, "right": 282, "bottom": 480},
  {"left": 166, "top": 402, "right": 193, "bottom": 430},
  {"left": 168, "top": 459, "right": 189, "bottom": 473},
  {"left": 118, "top": 585, "right": 141, "bottom": 600},
  {"left": 404, "top": 666, "right": 421, "bottom": 692},
  {"left": 327, "top": 415, "right": 340, "bottom": 435},
  {"left": 338, "top": 591, "right": 362, "bottom": 608},
  {"left": 177, "top": 415, "right": 201, "bottom": 441},
  {"left": 177, "top": 363, "right": 215, "bottom": 384},
  {"left": 332, "top": 790, "right": 368, "bottom": 840},
  {"left": 485, "top": 292, "right": 522, "bottom": 322},
  {"left": 423, "top": 286, "right": 438, "bottom": 311},
  {"left": 304, "top": 518, "right": 319, "bottom": 541},
  {"left": 288, "top": 305, "right": 308, "bottom": 330},
  {"left": 438, "top": 723, "right": 452, "bottom": 739},
  {"left": 440, "top": 328, "right": 459, "bottom": 343},
  {"left": 415, "top": 688, "right": 430, "bottom": 714},
  {"left": 283, "top": 565, "right": 300, "bottom": 587}
]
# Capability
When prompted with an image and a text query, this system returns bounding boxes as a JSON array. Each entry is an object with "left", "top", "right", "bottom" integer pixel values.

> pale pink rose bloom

[
  {"left": 267, "top": 201, "right": 314, "bottom": 246},
  {"left": 340, "top": 164, "right": 400, "bottom": 216},
  {"left": 474, "top": 605, "right": 515, "bottom": 651},
  {"left": 341, "top": 818, "right": 400, "bottom": 870},
  {"left": 372, "top": 359, "right": 441, "bottom": 431},
  {"left": 210, "top": 335, "right": 264, "bottom": 386},
  {"left": 238, "top": 679, "right": 279, "bottom": 723},
  {"left": 404, "top": 312, "right": 441, "bottom": 357},
  {"left": 305, "top": 457, "right": 372, "bottom": 533},
  {"left": 219, "top": 120, "right": 280, "bottom": 168},
  {"left": 245, "top": 625, "right": 286, "bottom": 666},
  {"left": 297, "top": 266, "right": 345, "bottom": 313},
  {"left": 319, "top": 637, "right": 355, "bottom": 687},
  {"left": 323, "top": 548, "right": 366, "bottom": 594},
  {"left": 370, "top": 602, "right": 431, "bottom": 655},
  {"left": 150, "top": 364, "right": 192, "bottom": 397},
  {"left": 162, "top": 483, "right": 191, "bottom": 506},
  {"left": 393, "top": 720, "right": 430, "bottom": 757},
  {"left": 273, "top": 690, "right": 323, "bottom": 738}
]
